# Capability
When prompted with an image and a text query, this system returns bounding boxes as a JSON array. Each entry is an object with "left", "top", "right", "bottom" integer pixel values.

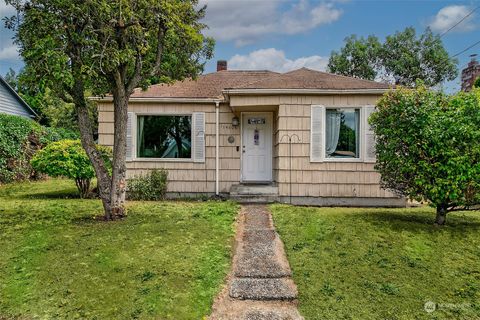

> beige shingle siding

[
  {"left": 97, "top": 67, "right": 397, "bottom": 199},
  {"left": 97, "top": 93, "right": 397, "bottom": 199},
  {"left": 273, "top": 96, "right": 396, "bottom": 198},
  {"left": 97, "top": 101, "right": 240, "bottom": 194}
]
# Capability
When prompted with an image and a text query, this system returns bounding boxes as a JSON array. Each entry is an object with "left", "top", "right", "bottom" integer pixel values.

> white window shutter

[
  {"left": 310, "top": 105, "right": 325, "bottom": 162},
  {"left": 364, "top": 105, "right": 376, "bottom": 163},
  {"left": 126, "top": 112, "right": 134, "bottom": 161},
  {"left": 193, "top": 112, "right": 205, "bottom": 162}
]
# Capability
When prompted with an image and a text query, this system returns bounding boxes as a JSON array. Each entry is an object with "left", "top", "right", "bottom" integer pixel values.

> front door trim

[{"left": 240, "top": 112, "right": 273, "bottom": 183}]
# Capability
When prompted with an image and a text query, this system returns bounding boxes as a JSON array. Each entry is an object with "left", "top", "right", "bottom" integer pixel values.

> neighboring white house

[{"left": 0, "top": 75, "right": 37, "bottom": 119}]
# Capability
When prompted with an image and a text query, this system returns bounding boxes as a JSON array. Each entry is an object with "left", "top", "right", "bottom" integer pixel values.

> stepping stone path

[{"left": 209, "top": 205, "right": 303, "bottom": 320}]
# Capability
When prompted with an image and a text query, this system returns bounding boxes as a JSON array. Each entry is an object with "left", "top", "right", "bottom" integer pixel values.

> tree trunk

[
  {"left": 75, "top": 178, "right": 91, "bottom": 198},
  {"left": 435, "top": 204, "right": 448, "bottom": 226},
  {"left": 109, "top": 87, "right": 129, "bottom": 218},
  {"left": 71, "top": 68, "right": 113, "bottom": 219},
  {"left": 173, "top": 135, "right": 183, "bottom": 158}
]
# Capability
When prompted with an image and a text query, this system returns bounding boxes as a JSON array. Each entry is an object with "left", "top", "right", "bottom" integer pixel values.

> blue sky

[{"left": 1, "top": 0, "right": 479, "bottom": 92}]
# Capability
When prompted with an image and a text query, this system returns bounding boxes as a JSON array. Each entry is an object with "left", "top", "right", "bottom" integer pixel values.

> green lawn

[
  {"left": 0, "top": 179, "right": 238, "bottom": 319},
  {"left": 271, "top": 204, "right": 480, "bottom": 320}
]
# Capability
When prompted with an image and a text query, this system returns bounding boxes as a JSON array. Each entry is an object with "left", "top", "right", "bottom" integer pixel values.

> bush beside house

[
  {"left": 0, "top": 113, "right": 78, "bottom": 183},
  {"left": 370, "top": 87, "right": 480, "bottom": 225},
  {"left": 127, "top": 169, "right": 168, "bottom": 201},
  {"left": 31, "top": 140, "right": 111, "bottom": 198}
]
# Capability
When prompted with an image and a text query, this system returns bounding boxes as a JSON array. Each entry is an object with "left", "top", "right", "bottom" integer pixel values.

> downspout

[{"left": 215, "top": 101, "right": 220, "bottom": 196}]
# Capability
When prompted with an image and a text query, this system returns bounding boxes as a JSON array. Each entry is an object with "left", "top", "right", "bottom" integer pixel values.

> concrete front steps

[{"left": 230, "top": 184, "right": 279, "bottom": 204}]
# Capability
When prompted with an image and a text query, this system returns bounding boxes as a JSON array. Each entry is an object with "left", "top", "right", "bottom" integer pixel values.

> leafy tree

[
  {"left": 370, "top": 86, "right": 480, "bottom": 225},
  {"left": 328, "top": 27, "right": 458, "bottom": 87},
  {"left": 381, "top": 27, "right": 457, "bottom": 87},
  {"left": 3, "top": 68, "right": 18, "bottom": 89},
  {"left": 4, "top": 68, "right": 82, "bottom": 131},
  {"left": 327, "top": 35, "right": 381, "bottom": 81},
  {"left": 31, "top": 140, "right": 112, "bottom": 198},
  {"left": 475, "top": 76, "right": 480, "bottom": 89},
  {"left": 6, "top": 0, "right": 214, "bottom": 219}
]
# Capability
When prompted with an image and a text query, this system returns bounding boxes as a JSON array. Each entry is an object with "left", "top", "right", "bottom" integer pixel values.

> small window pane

[
  {"left": 325, "top": 109, "right": 359, "bottom": 158},
  {"left": 137, "top": 115, "right": 192, "bottom": 159}
]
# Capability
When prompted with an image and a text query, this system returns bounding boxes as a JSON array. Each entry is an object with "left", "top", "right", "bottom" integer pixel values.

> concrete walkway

[{"left": 209, "top": 205, "right": 303, "bottom": 320}]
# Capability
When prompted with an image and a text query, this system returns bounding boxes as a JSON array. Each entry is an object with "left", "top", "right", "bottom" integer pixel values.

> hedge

[{"left": 0, "top": 113, "right": 79, "bottom": 183}]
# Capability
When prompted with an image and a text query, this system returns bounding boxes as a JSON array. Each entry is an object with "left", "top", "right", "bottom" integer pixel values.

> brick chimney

[
  {"left": 217, "top": 60, "right": 227, "bottom": 72},
  {"left": 461, "top": 54, "right": 480, "bottom": 92}
]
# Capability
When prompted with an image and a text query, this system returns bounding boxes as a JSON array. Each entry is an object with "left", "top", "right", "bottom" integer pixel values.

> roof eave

[
  {"left": 90, "top": 96, "right": 225, "bottom": 103},
  {"left": 223, "top": 88, "right": 390, "bottom": 96},
  {"left": 0, "top": 76, "right": 38, "bottom": 118}
]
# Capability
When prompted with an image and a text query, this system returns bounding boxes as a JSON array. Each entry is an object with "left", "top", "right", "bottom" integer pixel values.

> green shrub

[
  {"left": 0, "top": 113, "right": 80, "bottom": 184},
  {"left": 40, "top": 126, "right": 79, "bottom": 144},
  {"left": 127, "top": 169, "right": 168, "bottom": 201},
  {"left": 370, "top": 86, "right": 480, "bottom": 225},
  {"left": 0, "top": 113, "right": 43, "bottom": 182},
  {"left": 31, "top": 139, "right": 111, "bottom": 198}
]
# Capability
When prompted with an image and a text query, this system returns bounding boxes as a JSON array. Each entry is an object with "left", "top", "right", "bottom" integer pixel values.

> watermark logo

[
  {"left": 424, "top": 300, "right": 471, "bottom": 313},
  {"left": 424, "top": 301, "right": 436, "bottom": 313}
]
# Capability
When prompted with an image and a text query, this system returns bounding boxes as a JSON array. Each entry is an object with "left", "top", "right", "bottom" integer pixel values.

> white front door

[{"left": 242, "top": 112, "right": 273, "bottom": 182}]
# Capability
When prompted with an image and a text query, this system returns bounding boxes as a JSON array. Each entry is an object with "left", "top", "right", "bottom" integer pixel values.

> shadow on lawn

[
  {"left": 19, "top": 191, "right": 82, "bottom": 199},
  {"left": 358, "top": 209, "right": 480, "bottom": 233}
]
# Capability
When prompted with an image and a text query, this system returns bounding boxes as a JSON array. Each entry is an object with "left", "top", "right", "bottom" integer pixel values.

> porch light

[{"left": 232, "top": 116, "right": 239, "bottom": 127}]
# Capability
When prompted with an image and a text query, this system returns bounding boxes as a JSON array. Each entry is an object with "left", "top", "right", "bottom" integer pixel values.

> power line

[
  {"left": 439, "top": 5, "right": 480, "bottom": 38},
  {"left": 452, "top": 39, "right": 480, "bottom": 58}
]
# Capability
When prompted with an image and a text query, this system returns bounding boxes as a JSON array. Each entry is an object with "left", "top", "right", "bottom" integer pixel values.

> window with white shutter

[
  {"left": 126, "top": 112, "right": 134, "bottom": 161},
  {"left": 364, "top": 105, "right": 376, "bottom": 163},
  {"left": 193, "top": 112, "right": 205, "bottom": 163},
  {"left": 310, "top": 105, "right": 325, "bottom": 162}
]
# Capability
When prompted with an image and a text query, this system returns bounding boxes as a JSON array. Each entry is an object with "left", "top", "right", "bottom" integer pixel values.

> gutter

[
  {"left": 90, "top": 96, "right": 224, "bottom": 103},
  {"left": 215, "top": 101, "right": 220, "bottom": 196},
  {"left": 222, "top": 88, "right": 390, "bottom": 96}
]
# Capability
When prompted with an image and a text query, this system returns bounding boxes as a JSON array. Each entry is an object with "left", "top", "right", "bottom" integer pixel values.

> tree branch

[
  {"left": 126, "top": 21, "right": 167, "bottom": 94},
  {"left": 113, "top": 69, "right": 123, "bottom": 90},
  {"left": 150, "top": 22, "right": 167, "bottom": 78},
  {"left": 126, "top": 51, "right": 142, "bottom": 94}
]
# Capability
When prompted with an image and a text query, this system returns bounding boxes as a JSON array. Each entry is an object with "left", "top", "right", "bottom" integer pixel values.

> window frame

[
  {"left": 310, "top": 105, "right": 366, "bottom": 163},
  {"left": 323, "top": 107, "right": 362, "bottom": 162},
  {"left": 133, "top": 112, "right": 195, "bottom": 162}
]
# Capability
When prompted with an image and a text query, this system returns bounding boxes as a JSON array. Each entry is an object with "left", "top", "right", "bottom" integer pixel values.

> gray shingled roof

[{"left": 130, "top": 68, "right": 390, "bottom": 99}]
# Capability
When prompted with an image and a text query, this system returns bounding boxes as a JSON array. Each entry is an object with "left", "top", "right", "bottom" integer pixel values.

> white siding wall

[{"left": 0, "top": 81, "right": 34, "bottom": 118}]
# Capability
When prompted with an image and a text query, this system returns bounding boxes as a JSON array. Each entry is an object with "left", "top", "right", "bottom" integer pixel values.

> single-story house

[
  {"left": 0, "top": 75, "right": 37, "bottom": 119},
  {"left": 96, "top": 61, "right": 405, "bottom": 207}
]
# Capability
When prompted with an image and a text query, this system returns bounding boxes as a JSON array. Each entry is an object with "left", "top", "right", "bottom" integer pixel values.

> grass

[
  {"left": 0, "top": 178, "right": 238, "bottom": 319},
  {"left": 270, "top": 204, "right": 480, "bottom": 320}
]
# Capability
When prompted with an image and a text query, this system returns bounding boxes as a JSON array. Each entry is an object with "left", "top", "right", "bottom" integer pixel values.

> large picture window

[
  {"left": 137, "top": 115, "right": 192, "bottom": 159},
  {"left": 325, "top": 108, "right": 360, "bottom": 158}
]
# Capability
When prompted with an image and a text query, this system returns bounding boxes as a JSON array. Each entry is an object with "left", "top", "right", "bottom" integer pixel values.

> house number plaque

[{"left": 248, "top": 118, "right": 265, "bottom": 125}]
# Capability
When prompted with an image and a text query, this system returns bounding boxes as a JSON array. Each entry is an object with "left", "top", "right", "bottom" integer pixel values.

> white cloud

[
  {"left": 429, "top": 5, "right": 477, "bottom": 33},
  {"left": 282, "top": 1, "right": 342, "bottom": 34},
  {"left": 0, "top": 44, "right": 19, "bottom": 60},
  {"left": 0, "top": 3, "right": 20, "bottom": 63},
  {"left": 0, "top": 2, "right": 16, "bottom": 17},
  {"left": 200, "top": 0, "right": 342, "bottom": 46},
  {"left": 228, "top": 48, "right": 328, "bottom": 72}
]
